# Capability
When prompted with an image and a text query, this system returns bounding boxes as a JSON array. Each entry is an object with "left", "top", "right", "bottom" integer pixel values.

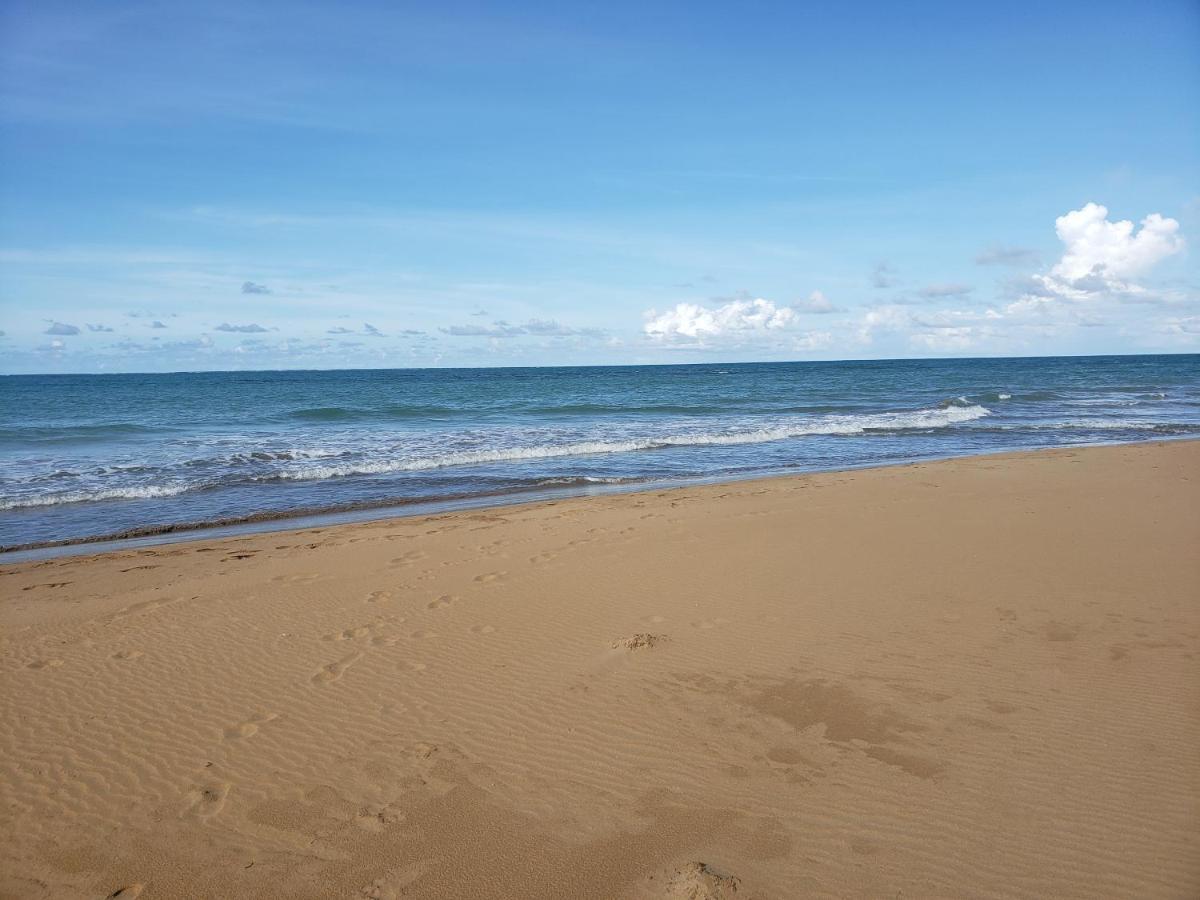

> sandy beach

[{"left": 1, "top": 440, "right": 1197, "bottom": 899}]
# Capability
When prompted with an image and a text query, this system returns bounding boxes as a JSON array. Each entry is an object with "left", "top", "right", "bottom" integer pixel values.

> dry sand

[{"left": 1, "top": 441, "right": 1198, "bottom": 899}]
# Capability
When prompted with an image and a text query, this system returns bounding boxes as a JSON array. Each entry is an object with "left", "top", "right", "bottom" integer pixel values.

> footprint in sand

[
  {"left": 354, "top": 802, "right": 406, "bottom": 833},
  {"left": 365, "top": 590, "right": 393, "bottom": 604},
  {"left": 270, "top": 572, "right": 323, "bottom": 584},
  {"left": 388, "top": 550, "right": 427, "bottom": 568},
  {"left": 470, "top": 624, "right": 496, "bottom": 635},
  {"left": 26, "top": 658, "right": 64, "bottom": 670},
  {"left": 660, "top": 862, "right": 742, "bottom": 899},
  {"left": 612, "top": 633, "right": 667, "bottom": 651},
  {"left": 408, "top": 629, "right": 437, "bottom": 640},
  {"left": 112, "top": 649, "right": 144, "bottom": 661},
  {"left": 109, "top": 596, "right": 181, "bottom": 620},
  {"left": 427, "top": 594, "right": 455, "bottom": 610},
  {"left": 473, "top": 571, "right": 505, "bottom": 583},
  {"left": 324, "top": 625, "right": 373, "bottom": 641},
  {"left": 105, "top": 885, "right": 144, "bottom": 899},
  {"left": 311, "top": 652, "right": 363, "bottom": 685},
  {"left": 183, "top": 782, "right": 230, "bottom": 819},
  {"left": 222, "top": 712, "right": 279, "bottom": 740}
]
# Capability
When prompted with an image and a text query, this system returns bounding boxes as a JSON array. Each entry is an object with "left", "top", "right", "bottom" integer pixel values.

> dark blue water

[{"left": 2, "top": 355, "right": 1197, "bottom": 549}]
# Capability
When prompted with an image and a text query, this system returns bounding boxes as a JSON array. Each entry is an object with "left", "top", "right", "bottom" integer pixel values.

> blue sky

[{"left": 1, "top": 0, "right": 1197, "bottom": 373}]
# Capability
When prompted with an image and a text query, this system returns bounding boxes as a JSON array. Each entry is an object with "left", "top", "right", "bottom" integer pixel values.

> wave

[
  {"left": 0, "top": 483, "right": 193, "bottom": 511},
  {"left": 266, "top": 404, "right": 992, "bottom": 482},
  {"left": 0, "top": 403, "right": 992, "bottom": 507}
]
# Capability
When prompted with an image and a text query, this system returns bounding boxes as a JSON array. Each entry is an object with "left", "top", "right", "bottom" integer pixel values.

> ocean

[{"left": 2, "top": 354, "right": 1197, "bottom": 552}]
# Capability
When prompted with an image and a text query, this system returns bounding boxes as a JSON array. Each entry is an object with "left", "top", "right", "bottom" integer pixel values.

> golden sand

[{"left": 2, "top": 441, "right": 1198, "bottom": 898}]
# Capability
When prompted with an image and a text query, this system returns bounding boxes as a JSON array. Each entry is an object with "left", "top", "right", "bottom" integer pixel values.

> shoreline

[
  {"left": 2, "top": 439, "right": 1197, "bottom": 898},
  {"left": 5, "top": 435, "right": 1197, "bottom": 563}
]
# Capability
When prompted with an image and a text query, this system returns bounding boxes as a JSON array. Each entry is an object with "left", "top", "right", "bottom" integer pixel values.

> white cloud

[
  {"left": 995, "top": 203, "right": 1186, "bottom": 323},
  {"left": 1051, "top": 203, "right": 1183, "bottom": 283},
  {"left": 793, "top": 290, "right": 838, "bottom": 314},
  {"left": 793, "top": 330, "right": 834, "bottom": 351},
  {"left": 910, "top": 326, "right": 977, "bottom": 352},
  {"left": 643, "top": 298, "right": 794, "bottom": 341},
  {"left": 856, "top": 304, "right": 910, "bottom": 342}
]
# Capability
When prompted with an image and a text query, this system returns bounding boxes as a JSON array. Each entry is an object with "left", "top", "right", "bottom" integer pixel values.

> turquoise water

[{"left": 2, "top": 355, "right": 1197, "bottom": 550}]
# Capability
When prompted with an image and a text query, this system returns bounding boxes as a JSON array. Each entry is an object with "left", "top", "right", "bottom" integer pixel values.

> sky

[{"left": 1, "top": 0, "right": 1198, "bottom": 374}]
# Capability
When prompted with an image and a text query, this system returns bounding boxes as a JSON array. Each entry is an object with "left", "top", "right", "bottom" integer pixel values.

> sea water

[{"left": 2, "top": 354, "right": 1197, "bottom": 550}]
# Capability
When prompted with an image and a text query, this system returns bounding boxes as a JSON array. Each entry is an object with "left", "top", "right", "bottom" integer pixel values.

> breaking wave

[{"left": 0, "top": 404, "right": 990, "bottom": 508}]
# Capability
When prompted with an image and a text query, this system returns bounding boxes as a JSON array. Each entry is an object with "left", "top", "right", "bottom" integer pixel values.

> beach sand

[{"left": 1, "top": 440, "right": 1197, "bottom": 899}]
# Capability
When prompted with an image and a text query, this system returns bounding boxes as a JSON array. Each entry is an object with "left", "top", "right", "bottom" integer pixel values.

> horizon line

[{"left": 3, "top": 349, "right": 1197, "bottom": 378}]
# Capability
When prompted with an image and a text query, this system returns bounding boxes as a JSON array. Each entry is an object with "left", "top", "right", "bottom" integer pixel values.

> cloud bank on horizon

[
  {"left": 644, "top": 202, "right": 1188, "bottom": 352},
  {"left": 0, "top": 2, "right": 1196, "bottom": 373}
]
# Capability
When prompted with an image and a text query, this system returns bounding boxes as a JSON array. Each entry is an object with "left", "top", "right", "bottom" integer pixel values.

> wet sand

[{"left": 1, "top": 440, "right": 1197, "bottom": 899}]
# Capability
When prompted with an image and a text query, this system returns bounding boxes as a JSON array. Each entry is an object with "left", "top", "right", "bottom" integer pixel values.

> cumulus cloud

[
  {"left": 44, "top": 321, "right": 80, "bottom": 335},
  {"left": 857, "top": 305, "right": 910, "bottom": 341},
  {"left": 1051, "top": 203, "right": 1183, "bottom": 283},
  {"left": 856, "top": 304, "right": 1000, "bottom": 352},
  {"left": 792, "top": 290, "right": 838, "bottom": 314},
  {"left": 644, "top": 298, "right": 795, "bottom": 341},
  {"left": 363, "top": 323, "right": 383, "bottom": 336},
  {"left": 241, "top": 281, "right": 271, "bottom": 294},
  {"left": 918, "top": 283, "right": 973, "bottom": 300},
  {"left": 975, "top": 245, "right": 1037, "bottom": 266},
  {"left": 215, "top": 322, "right": 269, "bottom": 333},
  {"left": 327, "top": 326, "right": 354, "bottom": 334},
  {"left": 150, "top": 320, "right": 167, "bottom": 329},
  {"left": 86, "top": 323, "right": 113, "bottom": 332},
  {"left": 1002, "top": 203, "right": 1185, "bottom": 314}
]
